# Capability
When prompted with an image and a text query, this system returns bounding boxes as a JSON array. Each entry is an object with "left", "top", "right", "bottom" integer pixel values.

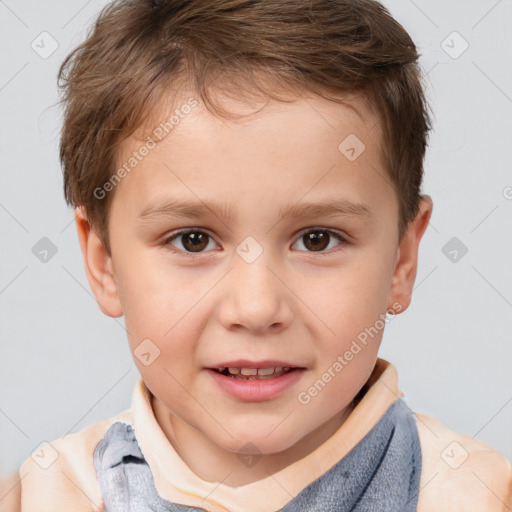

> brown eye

[
  {"left": 165, "top": 229, "right": 218, "bottom": 255},
  {"left": 181, "top": 232, "right": 208, "bottom": 252},
  {"left": 303, "top": 231, "right": 329, "bottom": 251},
  {"left": 293, "top": 229, "right": 345, "bottom": 253}
]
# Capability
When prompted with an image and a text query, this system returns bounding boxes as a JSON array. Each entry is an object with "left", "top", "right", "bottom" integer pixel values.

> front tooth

[
  {"left": 240, "top": 368, "right": 258, "bottom": 376},
  {"left": 257, "top": 367, "right": 275, "bottom": 376},
  {"left": 228, "top": 367, "right": 240, "bottom": 375}
]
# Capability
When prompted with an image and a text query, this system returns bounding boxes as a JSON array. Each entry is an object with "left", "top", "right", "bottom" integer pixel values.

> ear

[
  {"left": 74, "top": 207, "right": 123, "bottom": 318},
  {"left": 387, "top": 195, "right": 433, "bottom": 314}
]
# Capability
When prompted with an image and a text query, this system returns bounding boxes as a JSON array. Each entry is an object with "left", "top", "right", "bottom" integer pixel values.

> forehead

[
  {"left": 133, "top": 84, "right": 381, "bottom": 156},
  {"left": 110, "top": 88, "right": 393, "bottom": 226}
]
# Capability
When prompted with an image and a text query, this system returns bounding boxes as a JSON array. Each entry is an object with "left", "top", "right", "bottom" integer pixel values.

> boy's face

[{"left": 77, "top": 88, "right": 431, "bottom": 478}]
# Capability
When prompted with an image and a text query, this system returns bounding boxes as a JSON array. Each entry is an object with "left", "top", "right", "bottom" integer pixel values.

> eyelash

[{"left": 162, "top": 227, "right": 348, "bottom": 258}]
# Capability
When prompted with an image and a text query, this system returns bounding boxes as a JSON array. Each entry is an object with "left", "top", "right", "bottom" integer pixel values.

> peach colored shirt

[{"left": 15, "top": 358, "right": 512, "bottom": 511}]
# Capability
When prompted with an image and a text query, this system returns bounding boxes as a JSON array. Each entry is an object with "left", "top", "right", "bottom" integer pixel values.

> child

[{"left": 10, "top": 0, "right": 512, "bottom": 510}]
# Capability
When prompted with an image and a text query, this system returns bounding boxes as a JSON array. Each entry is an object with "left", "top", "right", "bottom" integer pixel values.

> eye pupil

[
  {"left": 182, "top": 232, "right": 208, "bottom": 252},
  {"left": 304, "top": 231, "right": 329, "bottom": 251}
]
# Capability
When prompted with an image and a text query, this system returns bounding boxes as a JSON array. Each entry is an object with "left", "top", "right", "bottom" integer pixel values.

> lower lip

[{"left": 206, "top": 368, "right": 305, "bottom": 402}]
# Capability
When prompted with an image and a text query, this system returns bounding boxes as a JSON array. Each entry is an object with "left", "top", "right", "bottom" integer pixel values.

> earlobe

[
  {"left": 74, "top": 207, "right": 123, "bottom": 318},
  {"left": 387, "top": 195, "right": 433, "bottom": 313}
]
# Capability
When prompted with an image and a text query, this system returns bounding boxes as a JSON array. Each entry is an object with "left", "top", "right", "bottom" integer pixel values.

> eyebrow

[
  {"left": 137, "top": 197, "right": 372, "bottom": 222},
  {"left": 278, "top": 198, "right": 371, "bottom": 220}
]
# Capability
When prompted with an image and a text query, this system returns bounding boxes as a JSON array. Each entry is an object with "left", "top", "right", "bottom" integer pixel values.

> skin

[
  {"left": 75, "top": 88, "right": 432, "bottom": 486},
  {"left": 0, "top": 471, "right": 21, "bottom": 511}
]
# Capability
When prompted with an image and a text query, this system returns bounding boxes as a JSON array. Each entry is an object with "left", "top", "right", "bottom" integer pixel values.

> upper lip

[{"left": 208, "top": 359, "right": 303, "bottom": 369}]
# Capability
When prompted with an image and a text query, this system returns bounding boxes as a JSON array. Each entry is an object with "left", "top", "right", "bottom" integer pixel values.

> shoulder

[
  {"left": 415, "top": 411, "right": 512, "bottom": 512},
  {"left": 18, "top": 409, "right": 133, "bottom": 512},
  {"left": 0, "top": 471, "right": 22, "bottom": 512}
]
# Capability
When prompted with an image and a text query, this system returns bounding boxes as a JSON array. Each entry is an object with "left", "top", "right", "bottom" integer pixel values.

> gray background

[{"left": 1, "top": 0, "right": 511, "bottom": 481}]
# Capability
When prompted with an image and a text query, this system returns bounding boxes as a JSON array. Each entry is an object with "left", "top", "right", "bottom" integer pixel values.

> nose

[{"left": 217, "top": 251, "right": 293, "bottom": 334}]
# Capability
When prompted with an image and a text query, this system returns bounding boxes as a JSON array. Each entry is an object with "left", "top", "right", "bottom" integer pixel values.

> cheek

[
  {"left": 113, "top": 252, "right": 186, "bottom": 329},
  {"left": 306, "top": 254, "right": 393, "bottom": 330},
  {"left": 114, "top": 259, "right": 208, "bottom": 369}
]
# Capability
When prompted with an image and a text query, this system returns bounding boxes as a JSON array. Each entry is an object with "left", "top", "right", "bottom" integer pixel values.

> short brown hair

[{"left": 58, "top": 0, "right": 432, "bottom": 255}]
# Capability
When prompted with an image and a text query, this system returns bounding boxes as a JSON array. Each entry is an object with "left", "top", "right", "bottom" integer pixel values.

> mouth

[
  {"left": 207, "top": 359, "right": 305, "bottom": 380},
  {"left": 206, "top": 360, "right": 306, "bottom": 401},
  {"left": 209, "top": 366, "right": 299, "bottom": 380}
]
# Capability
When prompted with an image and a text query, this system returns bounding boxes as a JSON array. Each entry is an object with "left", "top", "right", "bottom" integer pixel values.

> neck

[{"left": 152, "top": 397, "right": 355, "bottom": 487}]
